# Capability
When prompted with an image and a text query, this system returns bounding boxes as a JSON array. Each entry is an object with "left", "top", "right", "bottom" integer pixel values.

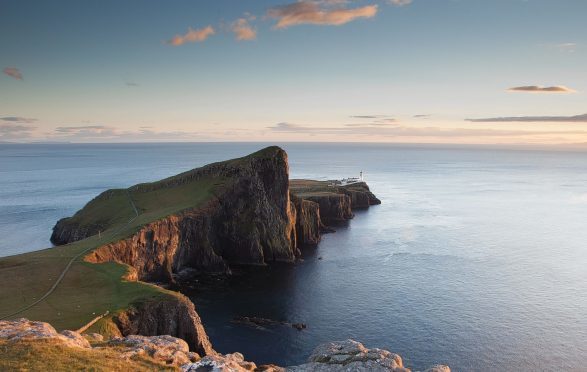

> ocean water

[{"left": 1, "top": 143, "right": 586, "bottom": 371}]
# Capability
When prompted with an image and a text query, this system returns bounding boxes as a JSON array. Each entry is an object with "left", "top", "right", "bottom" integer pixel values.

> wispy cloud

[
  {"left": 51, "top": 125, "right": 210, "bottom": 142},
  {"left": 3, "top": 67, "right": 23, "bottom": 80},
  {"left": 267, "top": 1, "right": 378, "bottom": 29},
  {"left": 507, "top": 85, "right": 576, "bottom": 94},
  {"left": 0, "top": 124, "right": 36, "bottom": 141},
  {"left": 467, "top": 113, "right": 587, "bottom": 123},
  {"left": 126, "top": 81, "right": 139, "bottom": 87},
  {"left": 268, "top": 122, "right": 587, "bottom": 138},
  {"left": 1, "top": 116, "right": 37, "bottom": 123},
  {"left": 167, "top": 25, "right": 215, "bottom": 46},
  {"left": 388, "top": 0, "right": 412, "bottom": 6},
  {"left": 541, "top": 42, "right": 578, "bottom": 53},
  {"left": 232, "top": 17, "right": 257, "bottom": 41}
]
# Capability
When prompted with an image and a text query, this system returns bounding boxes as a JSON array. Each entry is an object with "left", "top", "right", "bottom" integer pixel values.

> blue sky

[{"left": 1, "top": 0, "right": 586, "bottom": 144}]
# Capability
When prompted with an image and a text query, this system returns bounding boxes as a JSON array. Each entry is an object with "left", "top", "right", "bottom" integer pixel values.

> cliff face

[
  {"left": 291, "top": 195, "right": 324, "bottom": 246},
  {"left": 59, "top": 147, "right": 298, "bottom": 283},
  {"left": 113, "top": 294, "right": 213, "bottom": 356}
]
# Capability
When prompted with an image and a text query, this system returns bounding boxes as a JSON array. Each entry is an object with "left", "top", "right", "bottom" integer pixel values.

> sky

[{"left": 1, "top": 0, "right": 586, "bottom": 145}]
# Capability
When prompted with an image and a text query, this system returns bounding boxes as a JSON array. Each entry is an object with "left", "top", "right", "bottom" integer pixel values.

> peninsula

[{"left": 0, "top": 146, "right": 448, "bottom": 371}]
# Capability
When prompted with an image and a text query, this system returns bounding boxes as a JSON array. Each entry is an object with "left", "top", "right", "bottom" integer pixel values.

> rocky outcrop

[
  {"left": 0, "top": 318, "right": 90, "bottom": 349},
  {"left": 109, "top": 334, "right": 200, "bottom": 366},
  {"left": 0, "top": 318, "right": 202, "bottom": 369},
  {"left": 291, "top": 194, "right": 325, "bottom": 246},
  {"left": 112, "top": 294, "right": 213, "bottom": 356},
  {"left": 57, "top": 147, "right": 298, "bottom": 283},
  {"left": 302, "top": 193, "right": 353, "bottom": 225},
  {"left": 182, "top": 339, "right": 449, "bottom": 372}
]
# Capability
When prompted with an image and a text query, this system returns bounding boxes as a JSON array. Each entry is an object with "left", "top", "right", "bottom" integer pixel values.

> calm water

[{"left": 1, "top": 143, "right": 586, "bottom": 371}]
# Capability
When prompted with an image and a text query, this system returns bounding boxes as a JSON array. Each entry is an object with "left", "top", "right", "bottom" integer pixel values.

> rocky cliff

[
  {"left": 112, "top": 294, "right": 213, "bottom": 356},
  {"left": 55, "top": 147, "right": 299, "bottom": 283}
]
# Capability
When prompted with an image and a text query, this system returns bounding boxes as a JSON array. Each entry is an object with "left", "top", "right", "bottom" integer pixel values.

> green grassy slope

[{"left": 0, "top": 167, "right": 225, "bottom": 331}]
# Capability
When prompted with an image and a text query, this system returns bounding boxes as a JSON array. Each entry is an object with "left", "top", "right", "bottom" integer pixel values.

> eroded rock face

[
  {"left": 0, "top": 318, "right": 90, "bottom": 349},
  {"left": 302, "top": 193, "right": 353, "bottom": 225},
  {"left": 291, "top": 195, "right": 324, "bottom": 246},
  {"left": 112, "top": 294, "right": 213, "bottom": 356}
]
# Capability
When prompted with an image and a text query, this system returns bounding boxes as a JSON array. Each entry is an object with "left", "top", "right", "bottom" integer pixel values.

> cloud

[
  {"left": 1, "top": 116, "right": 37, "bottom": 123},
  {"left": 267, "top": 1, "right": 378, "bottom": 29},
  {"left": 126, "top": 81, "right": 139, "bottom": 87},
  {"left": 50, "top": 125, "right": 210, "bottom": 142},
  {"left": 467, "top": 113, "right": 587, "bottom": 123},
  {"left": 167, "top": 25, "right": 215, "bottom": 46},
  {"left": 388, "top": 0, "right": 412, "bottom": 6},
  {"left": 3, "top": 67, "right": 22, "bottom": 80},
  {"left": 268, "top": 122, "right": 587, "bottom": 138},
  {"left": 0, "top": 124, "right": 36, "bottom": 141},
  {"left": 507, "top": 85, "right": 576, "bottom": 94},
  {"left": 413, "top": 114, "right": 431, "bottom": 118},
  {"left": 232, "top": 18, "right": 257, "bottom": 41},
  {"left": 350, "top": 115, "right": 386, "bottom": 119}
]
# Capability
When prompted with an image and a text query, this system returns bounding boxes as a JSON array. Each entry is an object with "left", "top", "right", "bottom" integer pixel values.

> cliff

[
  {"left": 111, "top": 293, "right": 213, "bottom": 356},
  {"left": 52, "top": 146, "right": 299, "bottom": 283}
]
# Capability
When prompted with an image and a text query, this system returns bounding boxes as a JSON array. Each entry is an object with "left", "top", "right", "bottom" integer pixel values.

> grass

[
  {"left": 0, "top": 170, "right": 226, "bottom": 332},
  {"left": 0, "top": 339, "right": 177, "bottom": 371}
]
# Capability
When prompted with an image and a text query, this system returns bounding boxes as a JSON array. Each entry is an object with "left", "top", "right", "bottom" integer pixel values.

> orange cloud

[
  {"left": 268, "top": 1, "right": 378, "bottom": 29},
  {"left": 167, "top": 25, "right": 215, "bottom": 46},
  {"left": 507, "top": 85, "right": 576, "bottom": 93},
  {"left": 3, "top": 67, "right": 22, "bottom": 80},
  {"left": 232, "top": 18, "right": 257, "bottom": 41}
]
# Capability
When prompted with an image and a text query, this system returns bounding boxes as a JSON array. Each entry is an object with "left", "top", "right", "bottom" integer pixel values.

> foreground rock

[
  {"left": 0, "top": 318, "right": 201, "bottom": 369},
  {"left": 109, "top": 334, "right": 200, "bottom": 366},
  {"left": 182, "top": 339, "right": 449, "bottom": 372},
  {"left": 0, "top": 318, "right": 90, "bottom": 349}
]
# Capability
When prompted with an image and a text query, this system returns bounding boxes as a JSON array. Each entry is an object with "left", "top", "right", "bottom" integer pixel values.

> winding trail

[{"left": 0, "top": 191, "right": 139, "bottom": 321}]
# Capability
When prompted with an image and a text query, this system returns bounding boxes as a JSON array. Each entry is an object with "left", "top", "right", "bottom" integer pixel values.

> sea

[{"left": 0, "top": 143, "right": 586, "bottom": 371}]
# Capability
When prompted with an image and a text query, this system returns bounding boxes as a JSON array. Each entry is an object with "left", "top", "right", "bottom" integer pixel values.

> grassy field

[
  {"left": 0, "top": 339, "right": 177, "bottom": 371},
  {"left": 0, "top": 169, "right": 226, "bottom": 332}
]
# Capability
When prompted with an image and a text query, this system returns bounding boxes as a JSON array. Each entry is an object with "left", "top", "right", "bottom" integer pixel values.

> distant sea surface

[{"left": 1, "top": 143, "right": 586, "bottom": 371}]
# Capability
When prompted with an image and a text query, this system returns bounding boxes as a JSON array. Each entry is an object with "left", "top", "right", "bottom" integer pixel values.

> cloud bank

[
  {"left": 167, "top": 25, "right": 215, "bottom": 46},
  {"left": 267, "top": 1, "right": 378, "bottom": 29},
  {"left": 507, "top": 85, "right": 576, "bottom": 94},
  {"left": 268, "top": 122, "right": 587, "bottom": 138},
  {"left": 467, "top": 113, "right": 587, "bottom": 123},
  {"left": 3, "top": 67, "right": 22, "bottom": 80}
]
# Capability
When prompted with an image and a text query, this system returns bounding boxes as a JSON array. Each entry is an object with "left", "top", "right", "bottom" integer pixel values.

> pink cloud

[
  {"left": 167, "top": 25, "right": 215, "bottom": 46},
  {"left": 3, "top": 67, "right": 23, "bottom": 80},
  {"left": 268, "top": 1, "right": 378, "bottom": 29}
]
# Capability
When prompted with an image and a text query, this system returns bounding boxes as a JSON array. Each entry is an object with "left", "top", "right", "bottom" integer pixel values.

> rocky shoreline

[{"left": 0, "top": 318, "right": 449, "bottom": 371}]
